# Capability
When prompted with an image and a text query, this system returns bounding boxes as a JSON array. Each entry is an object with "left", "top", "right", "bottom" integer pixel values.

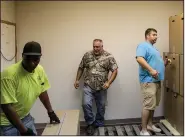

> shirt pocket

[{"left": 37, "top": 75, "right": 46, "bottom": 93}]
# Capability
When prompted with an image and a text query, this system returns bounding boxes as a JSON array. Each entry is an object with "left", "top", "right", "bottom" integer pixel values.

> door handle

[{"left": 168, "top": 59, "right": 172, "bottom": 65}]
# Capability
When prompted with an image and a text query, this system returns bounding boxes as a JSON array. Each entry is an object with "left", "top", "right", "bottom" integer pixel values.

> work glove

[
  {"left": 21, "top": 128, "right": 36, "bottom": 136},
  {"left": 48, "top": 111, "right": 60, "bottom": 124}
]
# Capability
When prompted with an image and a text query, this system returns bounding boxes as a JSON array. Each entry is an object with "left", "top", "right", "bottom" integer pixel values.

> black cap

[{"left": 23, "top": 41, "right": 42, "bottom": 56}]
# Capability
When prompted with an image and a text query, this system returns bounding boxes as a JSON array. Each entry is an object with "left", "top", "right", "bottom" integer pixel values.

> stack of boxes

[{"left": 163, "top": 13, "right": 184, "bottom": 135}]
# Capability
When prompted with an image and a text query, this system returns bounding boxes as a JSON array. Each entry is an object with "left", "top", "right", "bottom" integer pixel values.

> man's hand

[
  {"left": 21, "top": 128, "right": 36, "bottom": 136},
  {"left": 74, "top": 80, "right": 79, "bottom": 89},
  {"left": 102, "top": 82, "right": 110, "bottom": 89},
  {"left": 48, "top": 111, "right": 60, "bottom": 124},
  {"left": 149, "top": 69, "right": 159, "bottom": 79}
]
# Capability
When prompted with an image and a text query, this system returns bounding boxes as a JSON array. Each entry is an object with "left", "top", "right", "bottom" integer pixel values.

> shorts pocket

[{"left": 141, "top": 83, "right": 151, "bottom": 89}]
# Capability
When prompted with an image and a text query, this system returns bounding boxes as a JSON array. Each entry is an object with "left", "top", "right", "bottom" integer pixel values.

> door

[
  {"left": 164, "top": 88, "right": 173, "bottom": 124},
  {"left": 169, "top": 13, "right": 183, "bottom": 54},
  {"left": 163, "top": 52, "right": 180, "bottom": 94},
  {"left": 180, "top": 55, "right": 184, "bottom": 96},
  {"left": 172, "top": 93, "right": 184, "bottom": 135}
]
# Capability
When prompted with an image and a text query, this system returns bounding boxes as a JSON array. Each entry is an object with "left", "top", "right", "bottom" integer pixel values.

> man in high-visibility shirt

[{"left": 0, "top": 41, "right": 60, "bottom": 136}]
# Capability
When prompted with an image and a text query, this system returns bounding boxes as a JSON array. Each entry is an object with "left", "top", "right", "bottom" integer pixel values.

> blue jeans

[
  {"left": 0, "top": 114, "right": 37, "bottom": 136},
  {"left": 82, "top": 84, "right": 107, "bottom": 127}
]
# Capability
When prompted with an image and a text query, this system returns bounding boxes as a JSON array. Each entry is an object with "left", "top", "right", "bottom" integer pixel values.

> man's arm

[
  {"left": 1, "top": 104, "right": 27, "bottom": 134},
  {"left": 39, "top": 91, "right": 53, "bottom": 113},
  {"left": 136, "top": 57, "right": 158, "bottom": 78},
  {"left": 76, "top": 54, "right": 86, "bottom": 81},
  {"left": 136, "top": 44, "right": 158, "bottom": 78},
  {"left": 39, "top": 91, "right": 60, "bottom": 124},
  {"left": 74, "top": 67, "right": 84, "bottom": 89},
  {"left": 103, "top": 56, "right": 118, "bottom": 89},
  {"left": 1, "top": 78, "right": 32, "bottom": 135},
  {"left": 108, "top": 56, "right": 118, "bottom": 85},
  {"left": 39, "top": 68, "right": 53, "bottom": 113},
  {"left": 107, "top": 69, "right": 118, "bottom": 85},
  {"left": 136, "top": 44, "right": 152, "bottom": 71},
  {"left": 39, "top": 67, "right": 60, "bottom": 124},
  {"left": 75, "top": 67, "right": 84, "bottom": 81},
  {"left": 74, "top": 54, "right": 86, "bottom": 89},
  {"left": 136, "top": 57, "right": 153, "bottom": 72}
]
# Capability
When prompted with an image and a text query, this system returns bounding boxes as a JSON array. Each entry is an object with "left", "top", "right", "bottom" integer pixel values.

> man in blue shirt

[{"left": 136, "top": 28, "right": 169, "bottom": 135}]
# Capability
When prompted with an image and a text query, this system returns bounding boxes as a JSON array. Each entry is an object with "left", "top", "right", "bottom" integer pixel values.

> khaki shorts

[{"left": 140, "top": 82, "right": 161, "bottom": 110}]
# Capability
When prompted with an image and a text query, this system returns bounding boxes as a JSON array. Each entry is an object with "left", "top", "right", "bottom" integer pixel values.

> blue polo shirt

[{"left": 136, "top": 42, "right": 165, "bottom": 83}]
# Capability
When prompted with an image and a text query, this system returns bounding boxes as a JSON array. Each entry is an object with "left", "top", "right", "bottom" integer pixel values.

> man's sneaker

[
  {"left": 147, "top": 125, "right": 161, "bottom": 133},
  {"left": 140, "top": 130, "right": 150, "bottom": 136},
  {"left": 86, "top": 125, "right": 95, "bottom": 135}
]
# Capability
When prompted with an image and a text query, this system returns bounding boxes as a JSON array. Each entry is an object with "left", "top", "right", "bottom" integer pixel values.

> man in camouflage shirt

[{"left": 74, "top": 39, "right": 118, "bottom": 135}]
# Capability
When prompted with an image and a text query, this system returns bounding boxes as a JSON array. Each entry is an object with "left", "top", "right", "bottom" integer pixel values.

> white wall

[
  {"left": 15, "top": 1, "right": 183, "bottom": 123},
  {"left": 1, "top": 1, "right": 16, "bottom": 23}
]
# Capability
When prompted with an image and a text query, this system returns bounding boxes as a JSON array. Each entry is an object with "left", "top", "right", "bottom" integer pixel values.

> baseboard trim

[
  {"left": 34, "top": 116, "right": 165, "bottom": 129},
  {"left": 80, "top": 116, "right": 165, "bottom": 127}
]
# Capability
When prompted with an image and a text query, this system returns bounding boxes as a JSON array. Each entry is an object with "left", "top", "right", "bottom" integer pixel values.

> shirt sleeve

[
  {"left": 1, "top": 78, "right": 18, "bottom": 104},
  {"left": 136, "top": 44, "right": 147, "bottom": 59},
  {"left": 79, "top": 54, "right": 86, "bottom": 69},
  {"left": 109, "top": 56, "right": 118, "bottom": 72}
]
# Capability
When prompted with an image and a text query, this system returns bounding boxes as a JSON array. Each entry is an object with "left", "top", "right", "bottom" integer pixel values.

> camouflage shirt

[{"left": 79, "top": 50, "right": 118, "bottom": 91}]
